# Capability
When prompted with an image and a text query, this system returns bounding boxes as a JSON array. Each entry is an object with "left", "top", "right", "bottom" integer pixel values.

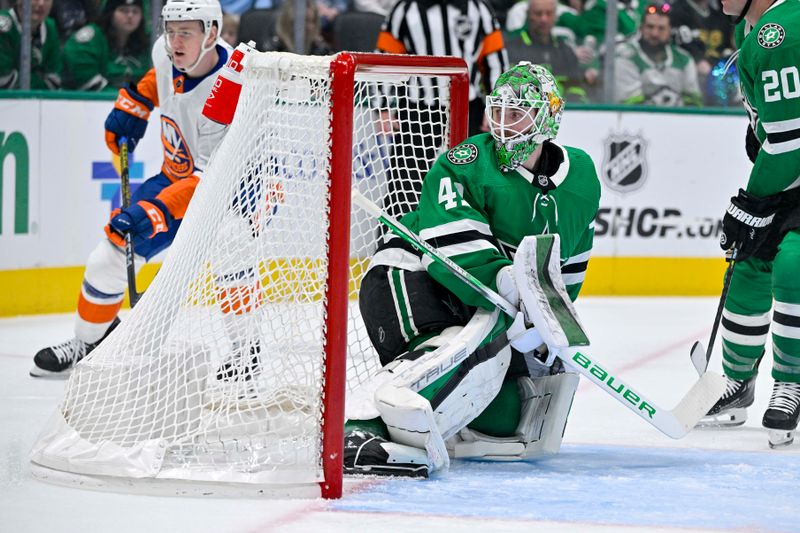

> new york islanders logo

[{"left": 160, "top": 115, "right": 194, "bottom": 179}]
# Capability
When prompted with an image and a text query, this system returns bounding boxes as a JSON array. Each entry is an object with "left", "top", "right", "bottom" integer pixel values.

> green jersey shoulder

[
  {"left": 736, "top": 0, "right": 800, "bottom": 195},
  {"left": 401, "top": 133, "right": 600, "bottom": 306}
]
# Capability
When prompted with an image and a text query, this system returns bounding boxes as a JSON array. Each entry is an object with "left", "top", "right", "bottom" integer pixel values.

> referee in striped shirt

[{"left": 376, "top": 0, "right": 509, "bottom": 215}]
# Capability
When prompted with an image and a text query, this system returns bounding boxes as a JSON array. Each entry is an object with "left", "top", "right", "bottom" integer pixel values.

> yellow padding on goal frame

[{"left": 0, "top": 257, "right": 728, "bottom": 317}]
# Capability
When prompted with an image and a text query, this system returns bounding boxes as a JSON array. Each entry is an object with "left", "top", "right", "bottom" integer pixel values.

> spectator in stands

[
  {"left": 556, "top": 0, "right": 638, "bottom": 46},
  {"left": 316, "top": 0, "right": 347, "bottom": 43},
  {"left": 613, "top": 2, "right": 701, "bottom": 106},
  {"left": 63, "top": 0, "right": 150, "bottom": 91},
  {"left": 669, "top": 0, "right": 733, "bottom": 98},
  {"left": 51, "top": 0, "right": 99, "bottom": 42},
  {"left": 221, "top": 12, "right": 239, "bottom": 45},
  {"left": 504, "top": 0, "right": 597, "bottom": 101},
  {"left": 0, "top": 0, "right": 62, "bottom": 89},
  {"left": 264, "top": 0, "right": 331, "bottom": 54}
]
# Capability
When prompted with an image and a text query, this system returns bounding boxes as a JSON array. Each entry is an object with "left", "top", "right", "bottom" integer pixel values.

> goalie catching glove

[
  {"left": 105, "top": 84, "right": 154, "bottom": 154},
  {"left": 720, "top": 189, "right": 782, "bottom": 261},
  {"left": 105, "top": 198, "right": 173, "bottom": 247}
]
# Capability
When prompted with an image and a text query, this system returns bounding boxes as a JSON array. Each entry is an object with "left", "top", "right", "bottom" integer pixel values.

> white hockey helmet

[{"left": 162, "top": 0, "right": 223, "bottom": 73}]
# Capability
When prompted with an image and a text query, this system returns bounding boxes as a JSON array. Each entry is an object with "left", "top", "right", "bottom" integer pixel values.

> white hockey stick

[{"left": 352, "top": 190, "right": 726, "bottom": 439}]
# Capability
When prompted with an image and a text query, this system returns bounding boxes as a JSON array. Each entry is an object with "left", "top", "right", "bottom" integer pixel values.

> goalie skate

[
  {"left": 343, "top": 430, "right": 430, "bottom": 478},
  {"left": 763, "top": 381, "right": 800, "bottom": 449},
  {"left": 695, "top": 374, "right": 756, "bottom": 428},
  {"left": 30, "top": 317, "right": 121, "bottom": 378}
]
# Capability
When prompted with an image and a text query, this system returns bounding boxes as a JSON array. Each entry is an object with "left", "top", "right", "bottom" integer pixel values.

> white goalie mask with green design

[{"left": 486, "top": 63, "right": 564, "bottom": 172}]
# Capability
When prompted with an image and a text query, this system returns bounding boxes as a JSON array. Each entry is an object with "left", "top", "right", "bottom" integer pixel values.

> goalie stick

[
  {"left": 119, "top": 137, "right": 140, "bottom": 308},
  {"left": 352, "top": 190, "right": 726, "bottom": 439}
]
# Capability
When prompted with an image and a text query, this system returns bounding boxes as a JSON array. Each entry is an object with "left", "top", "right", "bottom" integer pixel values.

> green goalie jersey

[
  {"left": 377, "top": 133, "right": 601, "bottom": 309},
  {"left": 735, "top": 0, "right": 800, "bottom": 196}
]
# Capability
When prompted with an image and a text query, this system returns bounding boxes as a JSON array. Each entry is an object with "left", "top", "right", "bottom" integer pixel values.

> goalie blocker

[{"left": 344, "top": 235, "right": 584, "bottom": 476}]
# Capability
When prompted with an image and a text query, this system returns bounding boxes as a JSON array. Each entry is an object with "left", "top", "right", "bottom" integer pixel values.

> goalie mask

[
  {"left": 486, "top": 63, "right": 564, "bottom": 172},
  {"left": 162, "top": 0, "right": 223, "bottom": 73}
]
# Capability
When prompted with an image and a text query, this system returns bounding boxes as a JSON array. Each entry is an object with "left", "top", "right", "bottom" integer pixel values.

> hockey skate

[
  {"left": 205, "top": 341, "right": 263, "bottom": 406},
  {"left": 695, "top": 374, "right": 756, "bottom": 428},
  {"left": 763, "top": 381, "right": 800, "bottom": 449},
  {"left": 30, "top": 317, "right": 121, "bottom": 378},
  {"left": 215, "top": 340, "right": 261, "bottom": 382},
  {"left": 343, "top": 430, "right": 430, "bottom": 478}
]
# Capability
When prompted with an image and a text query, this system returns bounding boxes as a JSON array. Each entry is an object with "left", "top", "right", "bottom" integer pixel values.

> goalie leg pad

[
  {"left": 513, "top": 235, "right": 589, "bottom": 350},
  {"left": 447, "top": 372, "right": 579, "bottom": 460},
  {"left": 371, "top": 308, "right": 512, "bottom": 472},
  {"left": 344, "top": 325, "right": 465, "bottom": 422}
]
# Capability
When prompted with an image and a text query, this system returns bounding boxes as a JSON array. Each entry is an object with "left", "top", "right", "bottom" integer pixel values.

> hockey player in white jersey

[{"left": 30, "top": 0, "right": 244, "bottom": 378}]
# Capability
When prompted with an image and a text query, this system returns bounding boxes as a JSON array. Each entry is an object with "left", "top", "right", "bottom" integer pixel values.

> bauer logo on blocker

[{"left": 601, "top": 132, "right": 648, "bottom": 194}]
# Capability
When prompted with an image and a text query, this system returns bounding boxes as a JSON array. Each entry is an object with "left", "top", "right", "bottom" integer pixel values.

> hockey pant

[
  {"left": 721, "top": 228, "right": 800, "bottom": 383},
  {"left": 77, "top": 173, "right": 182, "bottom": 343}
]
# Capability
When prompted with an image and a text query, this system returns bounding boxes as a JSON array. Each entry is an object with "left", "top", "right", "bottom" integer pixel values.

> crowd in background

[{"left": 0, "top": 0, "right": 741, "bottom": 106}]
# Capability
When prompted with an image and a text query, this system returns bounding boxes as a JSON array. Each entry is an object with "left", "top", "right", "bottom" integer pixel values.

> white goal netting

[{"left": 31, "top": 52, "right": 467, "bottom": 497}]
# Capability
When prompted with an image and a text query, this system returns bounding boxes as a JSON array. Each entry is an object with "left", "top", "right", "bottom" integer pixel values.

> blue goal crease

[{"left": 331, "top": 443, "right": 800, "bottom": 532}]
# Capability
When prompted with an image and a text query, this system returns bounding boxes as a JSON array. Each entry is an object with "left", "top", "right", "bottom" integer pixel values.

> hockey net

[{"left": 30, "top": 52, "right": 468, "bottom": 498}]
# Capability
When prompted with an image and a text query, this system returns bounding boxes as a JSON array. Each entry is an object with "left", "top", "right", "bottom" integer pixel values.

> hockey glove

[
  {"left": 105, "top": 199, "right": 173, "bottom": 247},
  {"left": 105, "top": 84, "right": 154, "bottom": 155},
  {"left": 720, "top": 189, "right": 781, "bottom": 262},
  {"left": 745, "top": 124, "right": 761, "bottom": 164}
]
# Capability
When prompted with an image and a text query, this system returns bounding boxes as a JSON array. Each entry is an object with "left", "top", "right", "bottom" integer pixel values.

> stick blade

[
  {"left": 660, "top": 371, "right": 726, "bottom": 439},
  {"left": 690, "top": 341, "right": 709, "bottom": 376}
]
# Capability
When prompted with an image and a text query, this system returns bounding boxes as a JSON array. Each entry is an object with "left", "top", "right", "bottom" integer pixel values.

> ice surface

[{"left": 1, "top": 298, "right": 798, "bottom": 533}]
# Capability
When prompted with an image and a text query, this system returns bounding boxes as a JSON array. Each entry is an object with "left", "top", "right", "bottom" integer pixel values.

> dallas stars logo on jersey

[
  {"left": 447, "top": 144, "right": 479, "bottom": 165},
  {"left": 758, "top": 23, "right": 785, "bottom": 49}
]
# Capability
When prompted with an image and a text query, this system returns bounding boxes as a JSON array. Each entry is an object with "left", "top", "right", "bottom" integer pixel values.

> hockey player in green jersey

[
  {"left": 343, "top": 62, "right": 601, "bottom": 477},
  {"left": 698, "top": 0, "right": 800, "bottom": 448}
]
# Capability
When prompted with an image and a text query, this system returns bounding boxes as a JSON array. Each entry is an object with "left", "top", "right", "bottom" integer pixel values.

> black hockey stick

[
  {"left": 352, "top": 190, "right": 726, "bottom": 439},
  {"left": 689, "top": 248, "right": 738, "bottom": 376},
  {"left": 119, "top": 137, "right": 140, "bottom": 308}
]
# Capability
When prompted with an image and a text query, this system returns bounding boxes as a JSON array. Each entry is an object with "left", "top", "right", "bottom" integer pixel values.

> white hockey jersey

[
  {"left": 135, "top": 36, "right": 232, "bottom": 217},
  {"left": 157, "top": 35, "right": 230, "bottom": 180}
]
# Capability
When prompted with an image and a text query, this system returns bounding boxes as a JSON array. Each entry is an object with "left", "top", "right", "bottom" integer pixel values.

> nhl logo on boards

[
  {"left": 601, "top": 132, "right": 648, "bottom": 194},
  {"left": 758, "top": 24, "right": 785, "bottom": 49},
  {"left": 447, "top": 143, "right": 478, "bottom": 165}
]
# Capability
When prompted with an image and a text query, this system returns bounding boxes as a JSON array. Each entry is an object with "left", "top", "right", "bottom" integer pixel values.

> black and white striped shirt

[{"left": 376, "top": 0, "right": 509, "bottom": 105}]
